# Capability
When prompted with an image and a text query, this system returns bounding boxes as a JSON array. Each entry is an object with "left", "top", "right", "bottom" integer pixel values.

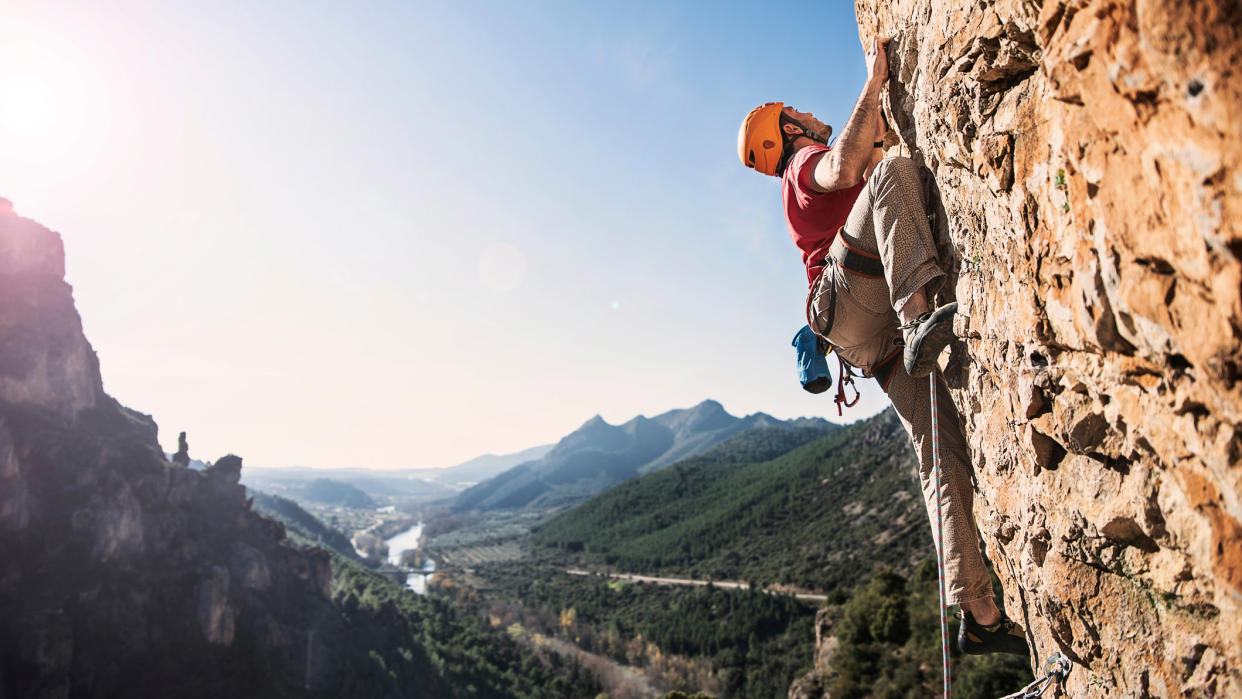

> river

[{"left": 384, "top": 521, "right": 436, "bottom": 594}]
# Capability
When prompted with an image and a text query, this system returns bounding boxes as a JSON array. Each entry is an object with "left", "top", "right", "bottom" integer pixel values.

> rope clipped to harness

[
  {"left": 997, "top": 653, "right": 1072, "bottom": 699},
  {"left": 834, "top": 354, "right": 860, "bottom": 416}
]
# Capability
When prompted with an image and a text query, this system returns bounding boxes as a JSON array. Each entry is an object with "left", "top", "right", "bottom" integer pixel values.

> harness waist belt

[{"left": 826, "top": 234, "right": 885, "bottom": 278}]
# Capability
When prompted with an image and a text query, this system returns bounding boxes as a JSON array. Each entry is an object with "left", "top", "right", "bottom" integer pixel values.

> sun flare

[{"left": 0, "top": 18, "right": 107, "bottom": 180}]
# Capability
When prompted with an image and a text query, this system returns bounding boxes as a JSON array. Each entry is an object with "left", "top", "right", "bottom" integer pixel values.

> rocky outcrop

[
  {"left": 787, "top": 609, "right": 839, "bottom": 699},
  {"left": 848, "top": 0, "right": 1240, "bottom": 696},
  {"left": 0, "top": 205, "right": 340, "bottom": 697},
  {"left": 0, "top": 211, "right": 102, "bottom": 417},
  {"left": 172, "top": 431, "right": 191, "bottom": 468}
]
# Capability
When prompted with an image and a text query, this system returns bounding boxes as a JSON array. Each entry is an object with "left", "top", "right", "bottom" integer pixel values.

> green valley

[
  {"left": 531, "top": 410, "right": 927, "bottom": 592},
  {"left": 414, "top": 408, "right": 1033, "bottom": 697}
]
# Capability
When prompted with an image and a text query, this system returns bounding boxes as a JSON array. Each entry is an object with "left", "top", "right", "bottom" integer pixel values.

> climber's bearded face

[{"left": 782, "top": 106, "right": 833, "bottom": 145}]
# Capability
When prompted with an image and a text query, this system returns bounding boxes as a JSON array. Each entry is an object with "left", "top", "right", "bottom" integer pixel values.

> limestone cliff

[
  {"left": 0, "top": 208, "right": 102, "bottom": 419},
  {"left": 848, "top": 0, "right": 1240, "bottom": 696},
  {"left": 0, "top": 208, "right": 340, "bottom": 697}
]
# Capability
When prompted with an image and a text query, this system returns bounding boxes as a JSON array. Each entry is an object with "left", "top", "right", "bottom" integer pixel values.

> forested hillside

[
  {"left": 326, "top": 554, "right": 601, "bottom": 698},
  {"left": 301, "top": 478, "right": 377, "bottom": 508},
  {"left": 534, "top": 409, "right": 928, "bottom": 591},
  {"left": 447, "top": 409, "right": 1036, "bottom": 698},
  {"left": 251, "top": 496, "right": 605, "bottom": 697},
  {"left": 789, "top": 564, "right": 1032, "bottom": 699},
  {"left": 474, "top": 563, "right": 817, "bottom": 698},
  {"left": 251, "top": 491, "right": 361, "bottom": 561}
]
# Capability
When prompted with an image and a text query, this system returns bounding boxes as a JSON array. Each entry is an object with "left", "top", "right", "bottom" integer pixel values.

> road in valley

[{"left": 565, "top": 569, "right": 828, "bottom": 603}]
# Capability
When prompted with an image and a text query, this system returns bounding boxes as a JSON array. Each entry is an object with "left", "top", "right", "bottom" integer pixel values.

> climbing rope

[
  {"left": 929, "top": 372, "right": 951, "bottom": 698},
  {"left": 997, "top": 653, "right": 1072, "bottom": 698},
  {"left": 930, "top": 374, "right": 1072, "bottom": 699}
]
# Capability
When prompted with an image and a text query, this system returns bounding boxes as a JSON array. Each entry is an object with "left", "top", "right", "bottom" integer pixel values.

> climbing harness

[
  {"left": 997, "top": 653, "right": 1072, "bottom": 699},
  {"left": 830, "top": 235, "right": 885, "bottom": 279},
  {"left": 805, "top": 232, "right": 885, "bottom": 347},
  {"left": 870, "top": 347, "right": 903, "bottom": 392},
  {"left": 805, "top": 261, "right": 861, "bottom": 415},
  {"left": 930, "top": 373, "right": 951, "bottom": 698},
  {"left": 805, "top": 265, "right": 836, "bottom": 345},
  {"left": 802, "top": 245, "right": 890, "bottom": 416}
]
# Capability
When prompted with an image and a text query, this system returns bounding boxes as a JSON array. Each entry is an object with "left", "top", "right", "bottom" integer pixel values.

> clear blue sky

[{"left": 0, "top": 1, "right": 891, "bottom": 469}]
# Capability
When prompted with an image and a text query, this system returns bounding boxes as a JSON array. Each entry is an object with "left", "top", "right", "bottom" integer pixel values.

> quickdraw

[
  {"left": 997, "top": 653, "right": 1072, "bottom": 699},
  {"left": 834, "top": 354, "right": 860, "bottom": 416}
]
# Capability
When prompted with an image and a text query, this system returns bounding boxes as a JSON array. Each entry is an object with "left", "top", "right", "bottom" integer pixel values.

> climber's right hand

[{"left": 865, "top": 37, "right": 890, "bottom": 92}]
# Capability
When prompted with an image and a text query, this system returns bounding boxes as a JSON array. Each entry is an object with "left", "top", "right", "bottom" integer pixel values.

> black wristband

[{"left": 873, "top": 141, "right": 883, "bottom": 148}]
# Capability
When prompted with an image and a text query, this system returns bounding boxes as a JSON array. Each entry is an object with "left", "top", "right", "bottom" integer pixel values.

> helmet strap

[{"left": 780, "top": 113, "right": 830, "bottom": 147}]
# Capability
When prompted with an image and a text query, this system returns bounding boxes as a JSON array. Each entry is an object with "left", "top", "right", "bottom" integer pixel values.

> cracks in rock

[
  {"left": 1100, "top": 517, "right": 1160, "bottom": 554},
  {"left": 954, "top": 24, "right": 1042, "bottom": 96},
  {"left": 1087, "top": 249, "right": 1139, "bottom": 355},
  {"left": 1094, "top": 453, "right": 1131, "bottom": 476},
  {"left": 1168, "top": 353, "right": 1194, "bottom": 371},
  {"left": 885, "top": 29, "right": 923, "bottom": 154},
  {"left": 1036, "top": 1, "right": 1074, "bottom": 47},
  {"left": 1045, "top": 598, "right": 1092, "bottom": 667},
  {"left": 1029, "top": 427, "right": 1067, "bottom": 471},
  {"left": 1028, "top": 526, "right": 1052, "bottom": 567},
  {"left": 1135, "top": 256, "right": 1176, "bottom": 275}
]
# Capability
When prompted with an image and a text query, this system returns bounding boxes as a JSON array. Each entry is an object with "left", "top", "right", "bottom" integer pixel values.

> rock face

[
  {"left": 848, "top": 0, "right": 1240, "bottom": 696},
  {"left": 173, "top": 431, "right": 191, "bottom": 468},
  {"left": 0, "top": 212, "right": 102, "bottom": 417},
  {"left": 787, "top": 609, "right": 840, "bottom": 699},
  {"left": 0, "top": 206, "right": 340, "bottom": 696}
]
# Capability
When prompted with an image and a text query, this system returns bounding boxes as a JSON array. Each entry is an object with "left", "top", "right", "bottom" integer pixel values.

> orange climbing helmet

[{"left": 737, "top": 102, "right": 784, "bottom": 176}]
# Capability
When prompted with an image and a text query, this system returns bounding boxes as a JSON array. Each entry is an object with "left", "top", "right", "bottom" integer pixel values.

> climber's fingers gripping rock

[{"left": 865, "top": 36, "right": 890, "bottom": 89}]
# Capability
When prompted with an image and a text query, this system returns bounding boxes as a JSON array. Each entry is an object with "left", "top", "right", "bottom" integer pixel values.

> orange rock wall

[{"left": 853, "top": 0, "right": 1241, "bottom": 695}]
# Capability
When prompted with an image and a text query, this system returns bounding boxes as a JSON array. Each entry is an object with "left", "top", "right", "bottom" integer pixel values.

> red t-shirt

[{"left": 782, "top": 144, "right": 866, "bottom": 286}]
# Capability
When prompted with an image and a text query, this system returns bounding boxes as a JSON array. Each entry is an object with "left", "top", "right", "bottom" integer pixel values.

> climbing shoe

[
  {"left": 958, "top": 611, "right": 1030, "bottom": 656},
  {"left": 901, "top": 302, "right": 958, "bottom": 378}
]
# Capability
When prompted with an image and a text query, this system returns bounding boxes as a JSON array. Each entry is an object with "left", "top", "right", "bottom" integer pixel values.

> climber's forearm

[{"left": 814, "top": 81, "right": 883, "bottom": 190}]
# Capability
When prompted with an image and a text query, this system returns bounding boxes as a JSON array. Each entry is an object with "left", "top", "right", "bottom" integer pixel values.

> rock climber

[{"left": 737, "top": 36, "right": 1028, "bottom": 656}]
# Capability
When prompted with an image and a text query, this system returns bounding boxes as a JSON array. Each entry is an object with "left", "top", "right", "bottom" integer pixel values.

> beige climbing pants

[{"left": 810, "top": 156, "right": 994, "bottom": 605}]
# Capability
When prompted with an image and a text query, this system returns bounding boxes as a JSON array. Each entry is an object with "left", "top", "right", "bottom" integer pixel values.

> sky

[{"left": 0, "top": 1, "right": 893, "bottom": 470}]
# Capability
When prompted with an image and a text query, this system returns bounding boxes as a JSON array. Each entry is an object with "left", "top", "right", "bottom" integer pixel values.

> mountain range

[
  {"left": 239, "top": 443, "right": 554, "bottom": 504},
  {"left": 451, "top": 399, "right": 831, "bottom": 512},
  {"left": 435, "top": 443, "right": 555, "bottom": 485}
]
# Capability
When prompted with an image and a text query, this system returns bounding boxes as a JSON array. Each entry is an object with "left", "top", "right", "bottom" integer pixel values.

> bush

[{"left": 828, "top": 560, "right": 1033, "bottom": 698}]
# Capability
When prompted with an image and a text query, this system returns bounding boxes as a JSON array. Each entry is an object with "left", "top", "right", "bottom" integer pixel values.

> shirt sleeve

[{"left": 788, "top": 145, "right": 829, "bottom": 207}]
